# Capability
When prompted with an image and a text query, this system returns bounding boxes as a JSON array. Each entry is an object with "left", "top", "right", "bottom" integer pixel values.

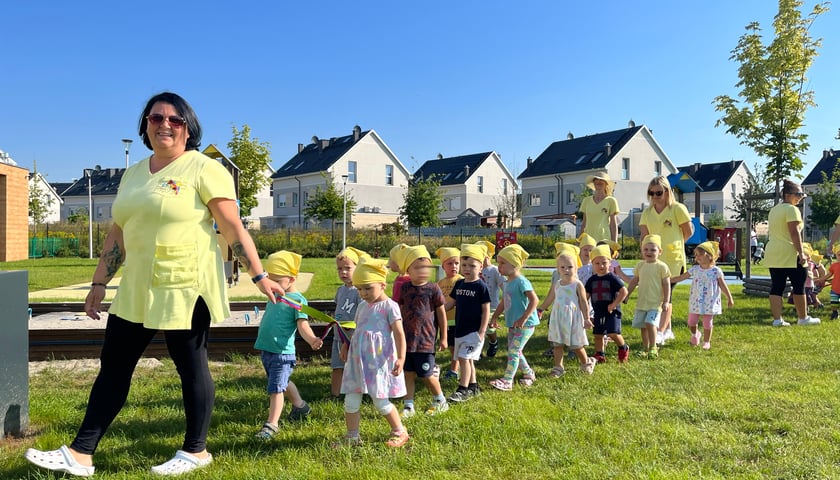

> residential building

[
  {"left": 263, "top": 126, "right": 411, "bottom": 229},
  {"left": 800, "top": 149, "right": 840, "bottom": 233},
  {"left": 517, "top": 123, "right": 678, "bottom": 232},
  {"left": 0, "top": 149, "right": 29, "bottom": 261},
  {"left": 60, "top": 166, "right": 123, "bottom": 222},
  {"left": 677, "top": 160, "right": 751, "bottom": 223},
  {"left": 413, "top": 151, "right": 517, "bottom": 226},
  {"left": 29, "top": 171, "right": 64, "bottom": 225},
  {"left": 201, "top": 144, "right": 275, "bottom": 229}
]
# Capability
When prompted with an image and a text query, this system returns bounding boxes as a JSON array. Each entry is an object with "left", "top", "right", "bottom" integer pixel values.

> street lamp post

[
  {"left": 121, "top": 139, "right": 133, "bottom": 168},
  {"left": 85, "top": 169, "right": 93, "bottom": 259},
  {"left": 342, "top": 175, "right": 349, "bottom": 250}
]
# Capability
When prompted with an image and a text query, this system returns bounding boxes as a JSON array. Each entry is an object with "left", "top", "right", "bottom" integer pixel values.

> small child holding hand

[{"left": 625, "top": 235, "right": 671, "bottom": 359}]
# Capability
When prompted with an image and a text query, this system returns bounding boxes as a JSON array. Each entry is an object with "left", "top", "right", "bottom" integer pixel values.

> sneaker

[
  {"left": 443, "top": 370, "right": 459, "bottom": 381},
  {"left": 580, "top": 357, "right": 596, "bottom": 375},
  {"left": 797, "top": 316, "right": 821, "bottom": 326},
  {"left": 288, "top": 402, "right": 311, "bottom": 421},
  {"left": 655, "top": 331, "right": 665, "bottom": 346},
  {"left": 401, "top": 406, "right": 416, "bottom": 418},
  {"left": 702, "top": 342, "right": 711, "bottom": 350},
  {"left": 617, "top": 346, "right": 629, "bottom": 363},
  {"left": 690, "top": 331, "right": 701, "bottom": 346},
  {"left": 425, "top": 400, "right": 449, "bottom": 415},
  {"left": 772, "top": 319, "right": 791, "bottom": 327},
  {"left": 664, "top": 329, "right": 676, "bottom": 341},
  {"left": 486, "top": 341, "right": 499, "bottom": 358},
  {"left": 593, "top": 352, "right": 606, "bottom": 364},
  {"left": 831, "top": 310, "right": 839, "bottom": 320},
  {"left": 550, "top": 366, "right": 566, "bottom": 378},
  {"left": 448, "top": 389, "right": 473, "bottom": 403},
  {"left": 469, "top": 385, "right": 481, "bottom": 397},
  {"left": 385, "top": 429, "right": 410, "bottom": 448}
]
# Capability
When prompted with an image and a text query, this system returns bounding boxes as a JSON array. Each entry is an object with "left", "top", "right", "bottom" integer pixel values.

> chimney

[
  {"left": 604, "top": 143, "right": 612, "bottom": 157},
  {"left": 464, "top": 165, "right": 470, "bottom": 177},
  {"left": 320, "top": 138, "right": 330, "bottom": 150},
  {"left": 353, "top": 125, "right": 361, "bottom": 142},
  {"left": 567, "top": 132, "right": 574, "bottom": 140},
  {"left": 825, "top": 149, "right": 833, "bottom": 160},
  {"left": 527, "top": 156, "right": 533, "bottom": 167},
  {"left": 298, "top": 143, "right": 304, "bottom": 153},
  {"left": 437, "top": 153, "right": 443, "bottom": 160},
  {"left": 311, "top": 136, "right": 319, "bottom": 150},
  {"left": 692, "top": 162, "right": 701, "bottom": 176}
]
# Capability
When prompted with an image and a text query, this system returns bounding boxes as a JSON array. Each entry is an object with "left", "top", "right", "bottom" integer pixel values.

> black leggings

[{"left": 71, "top": 298, "right": 215, "bottom": 455}]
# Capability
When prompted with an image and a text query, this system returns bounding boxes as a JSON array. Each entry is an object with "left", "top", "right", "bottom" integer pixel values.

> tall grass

[{"left": 4, "top": 284, "right": 840, "bottom": 478}]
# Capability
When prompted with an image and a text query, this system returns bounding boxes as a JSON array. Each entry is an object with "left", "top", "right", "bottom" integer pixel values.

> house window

[
  {"left": 548, "top": 191, "right": 556, "bottom": 206},
  {"left": 622, "top": 158, "right": 630, "bottom": 180},
  {"left": 702, "top": 204, "right": 718, "bottom": 214},
  {"left": 502, "top": 178, "right": 508, "bottom": 195},
  {"left": 451, "top": 196, "right": 461, "bottom": 210},
  {"left": 731, "top": 183, "right": 736, "bottom": 196},
  {"left": 477, "top": 176, "right": 484, "bottom": 193},
  {"left": 385, "top": 165, "right": 394, "bottom": 185},
  {"left": 269, "top": 184, "right": 274, "bottom": 197},
  {"left": 303, "top": 191, "right": 309, "bottom": 204},
  {"left": 292, "top": 192, "right": 298, "bottom": 207},
  {"left": 567, "top": 190, "right": 575, "bottom": 204},
  {"left": 277, "top": 194, "right": 286, "bottom": 208},
  {"left": 96, "top": 206, "right": 106, "bottom": 219},
  {"left": 348, "top": 161, "right": 357, "bottom": 183},
  {"left": 654, "top": 161, "right": 662, "bottom": 176},
  {"left": 529, "top": 193, "right": 541, "bottom": 207}
]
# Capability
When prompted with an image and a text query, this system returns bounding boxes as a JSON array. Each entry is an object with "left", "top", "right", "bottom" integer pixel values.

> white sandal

[
  {"left": 150, "top": 450, "right": 213, "bottom": 476},
  {"left": 24, "top": 445, "right": 95, "bottom": 477}
]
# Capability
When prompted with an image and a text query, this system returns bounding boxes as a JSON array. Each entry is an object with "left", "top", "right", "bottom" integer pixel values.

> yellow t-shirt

[
  {"left": 580, "top": 195, "right": 619, "bottom": 242},
  {"left": 639, "top": 202, "right": 691, "bottom": 276},
  {"left": 633, "top": 260, "right": 671, "bottom": 311},
  {"left": 438, "top": 274, "right": 463, "bottom": 325},
  {"left": 109, "top": 150, "right": 236, "bottom": 329},
  {"left": 765, "top": 202, "right": 802, "bottom": 268}
]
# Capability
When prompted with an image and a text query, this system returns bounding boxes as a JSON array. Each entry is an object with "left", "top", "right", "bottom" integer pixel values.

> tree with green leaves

[
  {"left": 806, "top": 170, "right": 840, "bottom": 236},
  {"left": 400, "top": 174, "right": 445, "bottom": 229},
  {"left": 713, "top": 0, "right": 829, "bottom": 197},
  {"left": 29, "top": 172, "right": 54, "bottom": 232},
  {"left": 227, "top": 124, "right": 272, "bottom": 217},
  {"left": 727, "top": 162, "right": 774, "bottom": 227},
  {"left": 304, "top": 175, "right": 357, "bottom": 243},
  {"left": 492, "top": 182, "right": 526, "bottom": 228}
]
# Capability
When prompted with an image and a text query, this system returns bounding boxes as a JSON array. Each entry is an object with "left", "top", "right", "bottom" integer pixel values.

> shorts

[
  {"left": 404, "top": 352, "right": 437, "bottom": 378},
  {"left": 454, "top": 332, "right": 484, "bottom": 361},
  {"left": 633, "top": 309, "right": 661, "bottom": 329},
  {"left": 592, "top": 310, "right": 622, "bottom": 335},
  {"left": 330, "top": 326, "right": 355, "bottom": 369},
  {"left": 831, "top": 291, "right": 840, "bottom": 305},
  {"left": 261, "top": 351, "right": 296, "bottom": 394}
]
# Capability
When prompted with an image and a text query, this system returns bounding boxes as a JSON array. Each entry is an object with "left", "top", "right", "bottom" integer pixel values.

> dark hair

[
  {"left": 138, "top": 92, "right": 202, "bottom": 151},
  {"left": 781, "top": 179, "right": 801, "bottom": 196}
]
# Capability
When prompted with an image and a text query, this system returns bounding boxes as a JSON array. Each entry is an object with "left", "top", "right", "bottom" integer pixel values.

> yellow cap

[
  {"left": 590, "top": 245, "right": 612, "bottom": 261},
  {"left": 577, "top": 233, "right": 597, "bottom": 248},
  {"left": 812, "top": 251, "right": 824, "bottom": 264},
  {"left": 554, "top": 242, "right": 582, "bottom": 267},
  {"left": 435, "top": 247, "right": 461, "bottom": 262},
  {"left": 265, "top": 250, "right": 301, "bottom": 276},
  {"left": 833, "top": 243, "right": 840, "bottom": 255},
  {"left": 460, "top": 243, "right": 487, "bottom": 263},
  {"left": 802, "top": 242, "right": 813, "bottom": 256},
  {"left": 352, "top": 256, "right": 389, "bottom": 286},
  {"left": 388, "top": 243, "right": 408, "bottom": 272},
  {"left": 475, "top": 240, "right": 495, "bottom": 257},
  {"left": 400, "top": 245, "right": 432, "bottom": 273},
  {"left": 695, "top": 241, "right": 720, "bottom": 259},
  {"left": 337, "top": 246, "right": 368, "bottom": 264},
  {"left": 498, "top": 244, "right": 529, "bottom": 269},
  {"left": 641, "top": 234, "right": 662, "bottom": 249}
]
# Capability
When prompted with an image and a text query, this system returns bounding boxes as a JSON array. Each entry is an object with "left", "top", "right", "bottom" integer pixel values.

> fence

[{"left": 29, "top": 237, "right": 80, "bottom": 258}]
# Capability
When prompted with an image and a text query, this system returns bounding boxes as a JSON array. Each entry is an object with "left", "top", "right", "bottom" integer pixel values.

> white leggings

[{"left": 344, "top": 393, "right": 394, "bottom": 415}]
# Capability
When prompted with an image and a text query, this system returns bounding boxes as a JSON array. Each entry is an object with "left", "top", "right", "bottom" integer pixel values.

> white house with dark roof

[
  {"left": 518, "top": 123, "right": 678, "bottom": 231},
  {"left": 676, "top": 160, "right": 751, "bottom": 222},
  {"left": 263, "top": 126, "right": 411, "bottom": 229},
  {"left": 413, "top": 151, "right": 517, "bottom": 226},
  {"left": 29, "top": 171, "right": 63, "bottom": 225}
]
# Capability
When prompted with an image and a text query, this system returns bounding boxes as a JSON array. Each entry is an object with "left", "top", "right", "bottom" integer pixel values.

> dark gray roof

[
  {"left": 272, "top": 130, "right": 370, "bottom": 179},
  {"left": 517, "top": 126, "right": 643, "bottom": 179},
  {"left": 802, "top": 150, "right": 840, "bottom": 185},
  {"left": 414, "top": 152, "right": 492, "bottom": 185},
  {"left": 677, "top": 160, "right": 743, "bottom": 192},
  {"left": 50, "top": 182, "right": 74, "bottom": 196},
  {"left": 62, "top": 167, "right": 125, "bottom": 196}
]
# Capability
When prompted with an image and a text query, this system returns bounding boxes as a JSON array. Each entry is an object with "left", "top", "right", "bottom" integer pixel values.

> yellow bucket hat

[
  {"left": 695, "top": 241, "right": 720, "bottom": 259},
  {"left": 337, "top": 246, "right": 369, "bottom": 264},
  {"left": 498, "top": 244, "right": 529, "bottom": 269},
  {"left": 435, "top": 247, "right": 461, "bottom": 262},
  {"left": 352, "top": 256, "right": 389, "bottom": 286},
  {"left": 475, "top": 240, "right": 496, "bottom": 257},
  {"left": 265, "top": 250, "right": 301, "bottom": 276},
  {"left": 400, "top": 245, "right": 432, "bottom": 273},
  {"left": 461, "top": 243, "right": 487, "bottom": 263}
]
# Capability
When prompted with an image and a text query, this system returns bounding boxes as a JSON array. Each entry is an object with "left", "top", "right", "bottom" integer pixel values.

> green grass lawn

[{"left": 3, "top": 274, "right": 840, "bottom": 478}]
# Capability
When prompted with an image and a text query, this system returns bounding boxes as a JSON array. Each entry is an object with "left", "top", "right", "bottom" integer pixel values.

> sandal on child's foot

[
  {"left": 331, "top": 434, "right": 363, "bottom": 449},
  {"left": 518, "top": 373, "right": 536, "bottom": 387},
  {"left": 385, "top": 429, "right": 410, "bottom": 448},
  {"left": 254, "top": 422, "right": 279, "bottom": 440},
  {"left": 550, "top": 366, "right": 566, "bottom": 378},
  {"left": 489, "top": 378, "right": 513, "bottom": 391}
]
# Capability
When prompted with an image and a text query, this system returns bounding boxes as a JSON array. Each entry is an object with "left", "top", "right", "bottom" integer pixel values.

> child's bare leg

[
  {"left": 658, "top": 303, "right": 672, "bottom": 336},
  {"left": 422, "top": 375, "right": 444, "bottom": 396},
  {"left": 467, "top": 359, "right": 477, "bottom": 384},
  {"left": 552, "top": 345, "right": 566, "bottom": 368},
  {"left": 267, "top": 392, "right": 285, "bottom": 426},
  {"left": 457, "top": 356, "right": 471, "bottom": 388},
  {"left": 572, "top": 346, "right": 588, "bottom": 363},
  {"left": 608, "top": 333, "right": 625, "bottom": 347},
  {"left": 594, "top": 334, "right": 605, "bottom": 352},
  {"left": 284, "top": 380, "right": 305, "bottom": 408},
  {"left": 345, "top": 410, "right": 361, "bottom": 433},
  {"left": 383, "top": 407, "right": 405, "bottom": 433},
  {"left": 404, "top": 371, "right": 417, "bottom": 402},
  {"left": 331, "top": 368, "right": 343, "bottom": 397}
]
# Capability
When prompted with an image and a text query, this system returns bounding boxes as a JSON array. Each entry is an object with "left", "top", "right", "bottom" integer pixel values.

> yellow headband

[
  {"left": 388, "top": 243, "right": 408, "bottom": 272},
  {"left": 498, "top": 244, "right": 529, "bottom": 269},
  {"left": 590, "top": 245, "right": 612, "bottom": 261},
  {"left": 475, "top": 240, "right": 495, "bottom": 257},
  {"left": 642, "top": 234, "right": 662, "bottom": 249},
  {"left": 554, "top": 242, "right": 582, "bottom": 267},
  {"left": 352, "top": 256, "right": 388, "bottom": 286},
  {"left": 460, "top": 243, "right": 487, "bottom": 263},
  {"left": 265, "top": 250, "right": 301, "bottom": 276},
  {"left": 695, "top": 241, "right": 720, "bottom": 259},
  {"left": 577, "top": 233, "right": 597, "bottom": 248}
]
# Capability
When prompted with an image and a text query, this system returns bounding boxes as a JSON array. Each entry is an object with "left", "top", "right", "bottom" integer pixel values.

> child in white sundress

[
  {"left": 336, "top": 257, "right": 409, "bottom": 448},
  {"left": 537, "top": 252, "right": 596, "bottom": 377},
  {"left": 671, "top": 241, "right": 734, "bottom": 350}
]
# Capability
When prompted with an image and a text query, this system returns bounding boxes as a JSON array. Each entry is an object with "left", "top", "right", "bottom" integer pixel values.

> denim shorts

[
  {"left": 261, "top": 351, "right": 296, "bottom": 394},
  {"left": 330, "top": 326, "right": 355, "bottom": 369},
  {"left": 632, "top": 309, "right": 661, "bottom": 329}
]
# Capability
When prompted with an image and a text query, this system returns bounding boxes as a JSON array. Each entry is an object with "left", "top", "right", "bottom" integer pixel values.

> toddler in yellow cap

[
  {"left": 625, "top": 235, "right": 671, "bottom": 358},
  {"left": 585, "top": 243, "right": 630, "bottom": 364},
  {"left": 436, "top": 247, "right": 463, "bottom": 381},
  {"left": 329, "top": 247, "right": 370, "bottom": 399},
  {"left": 254, "top": 250, "right": 323, "bottom": 440},
  {"left": 476, "top": 240, "right": 504, "bottom": 357}
]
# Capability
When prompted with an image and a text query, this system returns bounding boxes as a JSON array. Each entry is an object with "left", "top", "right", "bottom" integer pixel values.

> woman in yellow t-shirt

[
  {"left": 25, "top": 92, "right": 285, "bottom": 477},
  {"left": 580, "top": 172, "right": 620, "bottom": 242},
  {"left": 765, "top": 179, "right": 820, "bottom": 327},
  {"left": 639, "top": 175, "right": 693, "bottom": 345}
]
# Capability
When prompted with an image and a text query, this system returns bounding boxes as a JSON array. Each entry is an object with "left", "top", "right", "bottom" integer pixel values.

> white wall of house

[
  {"left": 29, "top": 173, "right": 62, "bottom": 224},
  {"left": 440, "top": 152, "right": 517, "bottom": 220},
  {"left": 61, "top": 194, "right": 117, "bottom": 222}
]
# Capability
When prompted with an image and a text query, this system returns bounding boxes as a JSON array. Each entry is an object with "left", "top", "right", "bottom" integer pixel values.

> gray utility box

[{"left": 0, "top": 270, "right": 28, "bottom": 437}]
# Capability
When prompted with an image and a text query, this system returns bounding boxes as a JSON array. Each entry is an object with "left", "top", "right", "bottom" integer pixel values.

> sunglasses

[
  {"left": 790, "top": 191, "right": 806, "bottom": 197},
  {"left": 146, "top": 113, "right": 187, "bottom": 128},
  {"left": 648, "top": 190, "right": 665, "bottom": 197}
]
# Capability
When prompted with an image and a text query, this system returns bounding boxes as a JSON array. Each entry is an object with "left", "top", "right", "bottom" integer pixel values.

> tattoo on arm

[
  {"left": 103, "top": 242, "right": 124, "bottom": 278},
  {"left": 232, "top": 241, "right": 251, "bottom": 271}
]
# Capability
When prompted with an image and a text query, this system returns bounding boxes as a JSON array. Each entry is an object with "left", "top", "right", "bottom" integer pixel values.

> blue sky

[{"left": 1, "top": 1, "right": 837, "bottom": 183}]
